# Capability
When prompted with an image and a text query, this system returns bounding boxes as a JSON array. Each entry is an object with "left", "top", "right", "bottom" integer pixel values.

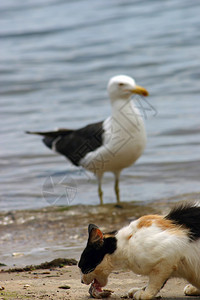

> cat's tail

[{"left": 165, "top": 202, "right": 200, "bottom": 241}]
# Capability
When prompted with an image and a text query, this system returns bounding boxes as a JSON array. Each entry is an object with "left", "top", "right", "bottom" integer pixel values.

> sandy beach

[{"left": 0, "top": 264, "right": 198, "bottom": 300}]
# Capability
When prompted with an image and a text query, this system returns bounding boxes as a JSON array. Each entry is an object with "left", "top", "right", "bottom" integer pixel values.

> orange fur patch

[
  {"left": 137, "top": 215, "right": 162, "bottom": 229},
  {"left": 137, "top": 214, "right": 184, "bottom": 235}
]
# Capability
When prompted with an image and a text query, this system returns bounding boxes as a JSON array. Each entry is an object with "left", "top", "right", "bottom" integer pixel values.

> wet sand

[
  {"left": 0, "top": 265, "right": 198, "bottom": 299},
  {"left": 0, "top": 201, "right": 169, "bottom": 267}
]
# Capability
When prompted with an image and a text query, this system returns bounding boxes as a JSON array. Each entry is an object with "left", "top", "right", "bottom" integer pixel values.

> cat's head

[{"left": 78, "top": 224, "right": 117, "bottom": 287}]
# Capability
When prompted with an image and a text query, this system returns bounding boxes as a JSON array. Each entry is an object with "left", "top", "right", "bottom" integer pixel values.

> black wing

[{"left": 26, "top": 121, "right": 104, "bottom": 166}]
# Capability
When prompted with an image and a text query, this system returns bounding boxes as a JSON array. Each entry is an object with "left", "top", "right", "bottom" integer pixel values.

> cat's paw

[
  {"left": 184, "top": 284, "right": 200, "bottom": 296},
  {"left": 128, "top": 287, "right": 141, "bottom": 298},
  {"left": 133, "top": 290, "right": 153, "bottom": 300}
]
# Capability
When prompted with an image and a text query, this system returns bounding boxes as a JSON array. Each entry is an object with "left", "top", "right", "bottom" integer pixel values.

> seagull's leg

[
  {"left": 97, "top": 176, "right": 103, "bottom": 205},
  {"left": 114, "top": 172, "right": 120, "bottom": 204}
]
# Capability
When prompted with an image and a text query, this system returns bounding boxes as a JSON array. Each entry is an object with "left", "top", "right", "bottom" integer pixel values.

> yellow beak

[{"left": 131, "top": 85, "right": 149, "bottom": 97}]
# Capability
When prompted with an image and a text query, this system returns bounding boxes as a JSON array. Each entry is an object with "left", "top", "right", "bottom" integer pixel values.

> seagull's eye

[{"left": 118, "top": 83, "right": 124, "bottom": 87}]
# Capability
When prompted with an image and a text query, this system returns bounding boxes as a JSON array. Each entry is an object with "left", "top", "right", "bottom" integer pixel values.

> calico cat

[{"left": 78, "top": 203, "right": 200, "bottom": 299}]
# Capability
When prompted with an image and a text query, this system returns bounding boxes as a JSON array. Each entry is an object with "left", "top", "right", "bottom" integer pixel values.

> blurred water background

[{"left": 1, "top": 0, "right": 200, "bottom": 265}]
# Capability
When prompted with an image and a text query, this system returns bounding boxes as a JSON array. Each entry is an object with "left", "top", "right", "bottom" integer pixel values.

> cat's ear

[{"left": 88, "top": 224, "right": 103, "bottom": 245}]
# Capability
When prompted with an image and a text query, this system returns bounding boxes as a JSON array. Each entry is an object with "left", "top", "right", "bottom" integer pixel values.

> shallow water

[
  {"left": 0, "top": 0, "right": 200, "bottom": 265},
  {"left": 1, "top": 0, "right": 200, "bottom": 211}
]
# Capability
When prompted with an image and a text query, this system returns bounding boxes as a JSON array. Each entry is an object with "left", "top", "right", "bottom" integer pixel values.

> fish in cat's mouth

[
  {"left": 88, "top": 279, "right": 113, "bottom": 298},
  {"left": 91, "top": 278, "right": 103, "bottom": 292}
]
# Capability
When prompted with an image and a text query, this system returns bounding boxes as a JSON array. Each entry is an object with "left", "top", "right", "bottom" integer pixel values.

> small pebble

[
  {"left": 12, "top": 252, "right": 24, "bottom": 257},
  {"left": 58, "top": 285, "right": 71, "bottom": 289}
]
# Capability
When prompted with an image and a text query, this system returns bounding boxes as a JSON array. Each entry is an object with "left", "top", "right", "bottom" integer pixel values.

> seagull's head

[{"left": 107, "top": 75, "right": 149, "bottom": 101}]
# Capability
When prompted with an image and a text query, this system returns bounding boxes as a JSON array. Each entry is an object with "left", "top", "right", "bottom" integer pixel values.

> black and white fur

[{"left": 79, "top": 203, "right": 200, "bottom": 299}]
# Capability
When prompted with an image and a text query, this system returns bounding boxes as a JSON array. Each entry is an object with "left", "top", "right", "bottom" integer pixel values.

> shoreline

[
  {"left": 0, "top": 200, "right": 191, "bottom": 268},
  {"left": 0, "top": 201, "right": 168, "bottom": 267}
]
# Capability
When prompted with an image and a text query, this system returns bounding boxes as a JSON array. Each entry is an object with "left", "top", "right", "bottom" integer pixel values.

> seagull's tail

[
  {"left": 26, "top": 130, "right": 48, "bottom": 136},
  {"left": 26, "top": 129, "right": 73, "bottom": 149},
  {"left": 26, "top": 129, "right": 73, "bottom": 137}
]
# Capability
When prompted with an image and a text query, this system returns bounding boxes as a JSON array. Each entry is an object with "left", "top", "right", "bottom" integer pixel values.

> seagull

[{"left": 26, "top": 75, "right": 149, "bottom": 205}]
